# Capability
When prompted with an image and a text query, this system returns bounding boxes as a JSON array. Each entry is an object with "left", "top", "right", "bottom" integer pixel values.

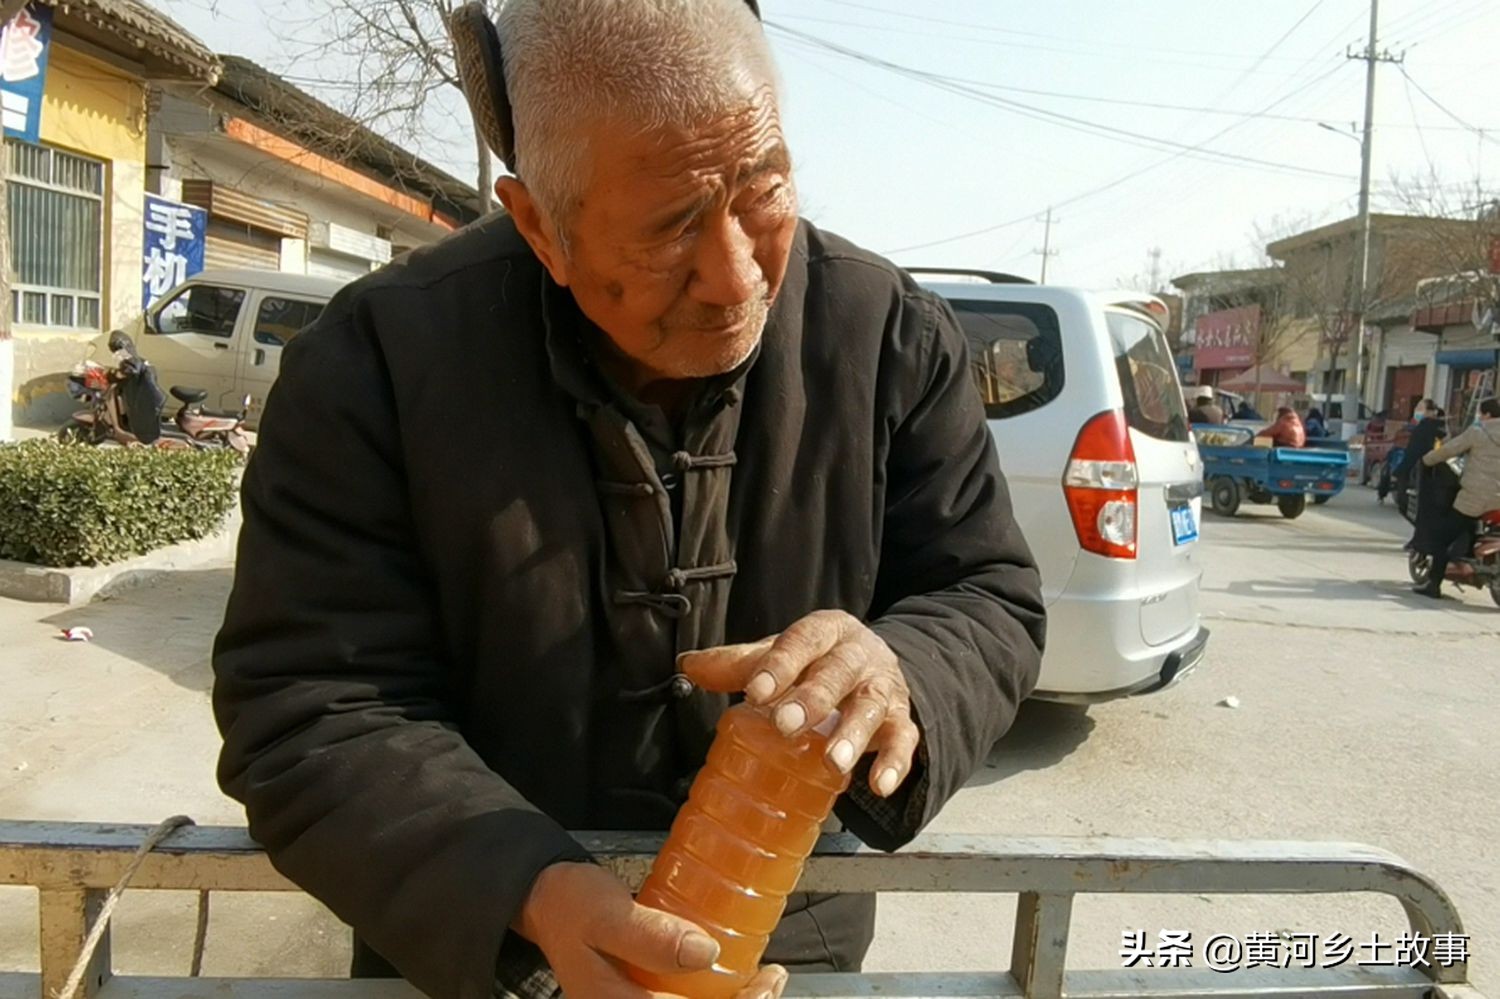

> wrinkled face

[{"left": 532, "top": 92, "right": 797, "bottom": 385}]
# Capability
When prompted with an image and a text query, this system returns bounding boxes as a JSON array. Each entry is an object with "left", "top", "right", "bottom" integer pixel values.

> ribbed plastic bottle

[{"left": 629, "top": 703, "right": 850, "bottom": 998}]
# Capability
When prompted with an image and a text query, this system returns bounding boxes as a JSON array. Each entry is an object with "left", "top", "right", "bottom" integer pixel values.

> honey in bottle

[{"left": 629, "top": 704, "right": 850, "bottom": 998}]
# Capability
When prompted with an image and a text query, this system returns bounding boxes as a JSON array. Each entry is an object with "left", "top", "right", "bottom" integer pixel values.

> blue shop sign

[
  {"left": 142, "top": 195, "right": 208, "bottom": 309},
  {"left": 1, "top": 4, "right": 53, "bottom": 145}
]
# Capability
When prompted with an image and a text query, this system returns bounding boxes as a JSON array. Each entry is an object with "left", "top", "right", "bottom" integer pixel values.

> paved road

[{"left": 1, "top": 486, "right": 1495, "bottom": 989}]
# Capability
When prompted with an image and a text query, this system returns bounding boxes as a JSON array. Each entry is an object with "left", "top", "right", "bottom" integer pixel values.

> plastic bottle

[{"left": 629, "top": 703, "right": 850, "bottom": 998}]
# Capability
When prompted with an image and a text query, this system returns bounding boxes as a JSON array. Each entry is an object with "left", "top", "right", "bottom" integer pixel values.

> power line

[
  {"left": 779, "top": 11, "right": 1319, "bottom": 74},
  {"left": 1213, "top": 0, "right": 1330, "bottom": 95},
  {"left": 882, "top": 61, "right": 1351, "bottom": 256},
  {"left": 1397, "top": 65, "right": 1500, "bottom": 146},
  {"left": 882, "top": 56, "right": 1351, "bottom": 254},
  {"left": 765, "top": 23, "right": 1355, "bottom": 182},
  {"left": 1401, "top": 70, "right": 1436, "bottom": 175},
  {"left": 1051, "top": 2, "right": 1367, "bottom": 267},
  {"left": 776, "top": 39, "right": 964, "bottom": 132},
  {"left": 1409, "top": 0, "right": 1498, "bottom": 47},
  {"left": 804, "top": 0, "right": 1299, "bottom": 55},
  {"left": 887, "top": 0, "right": 1357, "bottom": 261},
  {"left": 1386, "top": 0, "right": 1492, "bottom": 45},
  {"left": 779, "top": 25, "right": 1491, "bottom": 130}
]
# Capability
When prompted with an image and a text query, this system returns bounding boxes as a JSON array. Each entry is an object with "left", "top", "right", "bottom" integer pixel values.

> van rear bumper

[{"left": 1033, "top": 625, "right": 1210, "bottom": 705}]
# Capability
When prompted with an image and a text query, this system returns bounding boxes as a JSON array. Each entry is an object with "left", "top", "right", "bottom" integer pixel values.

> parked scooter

[{"left": 59, "top": 331, "right": 250, "bottom": 454}]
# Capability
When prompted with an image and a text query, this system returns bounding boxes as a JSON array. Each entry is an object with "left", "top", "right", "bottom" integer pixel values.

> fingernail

[
  {"left": 829, "top": 739, "right": 856, "bottom": 773},
  {"left": 876, "top": 767, "right": 900, "bottom": 797},
  {"left": 678, "top": 931, "right": 720, "bottom": 969},
  {"left": 775, "top": 702, "right": 806, "bottom": 735},
  {"left": 746, "top": 670, "right": 777, "bottom": 704}
]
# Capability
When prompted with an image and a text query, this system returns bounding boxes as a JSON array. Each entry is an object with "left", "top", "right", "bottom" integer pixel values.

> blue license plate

[{"left": 1171, "top": 504, "right": 1198, "bottom": 545}]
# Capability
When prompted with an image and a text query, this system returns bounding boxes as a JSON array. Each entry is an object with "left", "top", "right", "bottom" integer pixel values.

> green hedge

[{"left": 0, "top": 440, "right": 241, "bottom": 568}]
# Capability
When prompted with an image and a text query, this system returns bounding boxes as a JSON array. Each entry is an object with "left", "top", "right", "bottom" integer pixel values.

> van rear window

[
  {"left": 948, "top": 300, "right": 1064, "bottom": 420},
  {"left": 1106, "top": 310, "right": 1191, "bottom": 443}
]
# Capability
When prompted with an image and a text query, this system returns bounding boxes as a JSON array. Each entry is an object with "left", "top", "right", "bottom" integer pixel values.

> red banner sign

[{"left": 1194, "top": 304, "right": 1260, "bottom": 371}]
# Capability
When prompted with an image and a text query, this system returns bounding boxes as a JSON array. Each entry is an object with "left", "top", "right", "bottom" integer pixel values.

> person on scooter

[
  {"left": 1415, "top": 398, "right": 1500, "bottom": 598},
  {"left": 1399, "top": 403, "right": 1447, "bottom": 545},
  {"left": 1397, "top": 400, "right": 1444, "bottom": 492}
]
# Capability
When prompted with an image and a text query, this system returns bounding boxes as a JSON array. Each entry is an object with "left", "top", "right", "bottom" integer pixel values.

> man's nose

[{"left": 690, "top": 212, "right": 761, "bottom": 307}]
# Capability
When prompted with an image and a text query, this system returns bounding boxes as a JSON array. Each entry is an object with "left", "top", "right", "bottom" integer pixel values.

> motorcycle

[
  {"left": 1402, "top": 455, "right": 1500, "bottom": 607},
  {"left": 59, "top": 331, "right": 251, "bottom": 455}
]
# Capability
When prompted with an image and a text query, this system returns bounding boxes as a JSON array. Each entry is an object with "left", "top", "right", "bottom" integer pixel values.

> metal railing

[{"left": 0, "top": 821, "right": 1487, "bottom": 999}]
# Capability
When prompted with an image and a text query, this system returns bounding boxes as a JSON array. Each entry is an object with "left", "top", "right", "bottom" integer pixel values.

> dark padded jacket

[{"left": 213, "top": 215, "right": 1046, "bottom": 998}]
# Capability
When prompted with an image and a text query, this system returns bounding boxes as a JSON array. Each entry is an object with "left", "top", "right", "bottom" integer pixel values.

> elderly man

[{"left": 211, "top": 1, "right": 1045, "bottom": 998}]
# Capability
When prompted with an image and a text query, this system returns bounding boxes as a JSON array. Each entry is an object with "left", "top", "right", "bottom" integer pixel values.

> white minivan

[
  {"left": 914, "top": 269, "right": 1208, "bottom": 702},
  {"left": 106, "top": 269, "right": 346, "bottom": 428}
]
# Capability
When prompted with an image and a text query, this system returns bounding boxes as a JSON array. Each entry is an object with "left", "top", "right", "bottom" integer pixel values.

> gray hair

[{"left": 493, "top": 0, "right": 779, "bottom": 230}]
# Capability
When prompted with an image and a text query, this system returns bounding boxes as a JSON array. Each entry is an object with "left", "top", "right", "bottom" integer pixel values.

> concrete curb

[{"left": 0, "top": 507, "right": 241, "bottom": 605}]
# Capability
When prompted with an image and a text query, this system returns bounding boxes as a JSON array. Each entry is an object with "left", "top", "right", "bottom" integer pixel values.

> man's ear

[{"left": 496, "top": 177, "right": 570, "bottom": 286}]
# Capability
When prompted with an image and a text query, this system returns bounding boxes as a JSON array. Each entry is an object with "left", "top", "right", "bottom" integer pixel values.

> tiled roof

[{"left": 36, "top": 0, "right": 219, "bottom": 82}]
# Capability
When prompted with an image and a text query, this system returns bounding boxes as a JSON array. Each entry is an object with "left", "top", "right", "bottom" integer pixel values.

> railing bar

[
  {"left": 1010, "top": 892, "right": 1072, "bottom": 999},
  {"left": 38, "top": 888, "right": 111, "bottom": 999}
]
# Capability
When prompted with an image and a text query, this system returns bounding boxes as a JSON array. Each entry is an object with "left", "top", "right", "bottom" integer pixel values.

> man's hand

[
  {"left": 514, "top": 862, "right": 790, "bottom": 998},
  {"left": 680, "top": 610, "right": 919, "bottom": 797}
]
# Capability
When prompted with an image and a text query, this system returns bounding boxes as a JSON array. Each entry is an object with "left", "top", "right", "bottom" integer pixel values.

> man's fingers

[
  {"left": 592, "top": 901, "right": 721, "bottom": 976},
  {"left": 744, "top": 611, "right": 860, "bottom": 706},
  {"left": 680, "top": 612, "right": 866, "bottom": 704},
  {"left": 734, "top": 965, "right": 791, "bottom": 999},
  {"left": 822, "top": 681, "right": 895, "bottom": 773},
  {"left": 771, "top": 639, "right": 871, "bottom": 738},
  {"left": 678, "top": 637, "right": 775, "bottom": 693},
  {"left": 551, "top": 949, "right": 661, "bottom": 999},
  {"left": 866, "top": 708, "right": 921, "bottom": 798}
]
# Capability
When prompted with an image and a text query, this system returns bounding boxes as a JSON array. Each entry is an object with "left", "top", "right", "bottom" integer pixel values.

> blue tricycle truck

[{"left": 1194, "top": 424, "right": 1351, "bottom": 519}]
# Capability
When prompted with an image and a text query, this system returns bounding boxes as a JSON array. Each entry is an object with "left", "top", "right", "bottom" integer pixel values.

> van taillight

[{"left": 1064, "top": 410, "right": 1138, "bottom": 560}]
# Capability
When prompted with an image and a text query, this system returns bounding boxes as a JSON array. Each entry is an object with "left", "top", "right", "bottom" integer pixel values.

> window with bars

[{"left": 5, "top": 139, "right": 105, "bottom": 331}]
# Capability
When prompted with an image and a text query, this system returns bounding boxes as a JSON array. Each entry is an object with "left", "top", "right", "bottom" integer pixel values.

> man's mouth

[{"left": 699, "top": 319, "right": 751, "bottom": 336}]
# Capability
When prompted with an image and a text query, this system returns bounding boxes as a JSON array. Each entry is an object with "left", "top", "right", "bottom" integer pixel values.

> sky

[{"left": 154, "top": 0, "right": 1500, "bottom": 291}]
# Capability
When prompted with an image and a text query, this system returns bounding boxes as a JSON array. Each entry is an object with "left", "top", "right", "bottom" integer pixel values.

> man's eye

[{"left": 749, "top": 184, "right": 784, "bottom": 209}]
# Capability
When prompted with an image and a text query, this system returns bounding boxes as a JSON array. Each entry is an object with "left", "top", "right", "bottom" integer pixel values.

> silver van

[
  {"left": 103, "top": 269, "right": 346, "bottom": 428},
  {"left": 915, "top": 269, "right": 1209, "bottom": 701}
]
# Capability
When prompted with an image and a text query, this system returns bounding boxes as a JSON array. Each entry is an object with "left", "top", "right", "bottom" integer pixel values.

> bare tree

[
  {"left": 1248, "top": 188, "right": 1499, "bottom": 419},
  {"left": 270, "top": 0, "right": 496, "bottom": 213},
  {"left": 1383, "top": 170, "right": 1500, "bottom": 324},
  {"left": 1203, "top": 226, "right": 1322, "bottom": 402}
]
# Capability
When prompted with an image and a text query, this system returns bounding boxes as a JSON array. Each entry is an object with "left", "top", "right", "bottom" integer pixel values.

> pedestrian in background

[
  {"left": 1304, "top": 408, "right": 1327, "bottom": 439},
  {"left": 1187, "top": 386, "right": 1225, "bottom": 425}
]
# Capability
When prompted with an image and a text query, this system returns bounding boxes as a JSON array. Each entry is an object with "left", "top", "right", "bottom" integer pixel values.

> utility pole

[
  {"left": 1344, "top": 0, "right": 1402, "bottom": 437},
  {"left": 1148, "top": 247, "right": 1164, "bottom": 291},
  {"left": 1035, "top": 207, "right": 1060, "bottom": 284}
]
